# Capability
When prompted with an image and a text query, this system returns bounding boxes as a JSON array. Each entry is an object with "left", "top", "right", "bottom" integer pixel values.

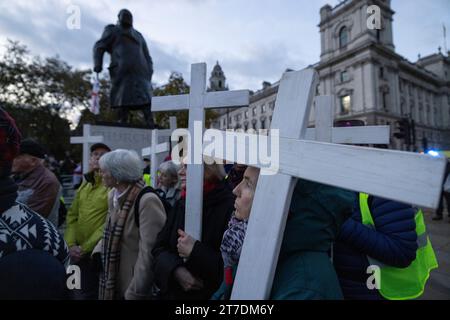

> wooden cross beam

[
  {"left": 310, "top": 96, "right": 390, "bottom": 144},
  {"left": 151, "top": 63, "right": 249, "bottom": 240},
  {"left": 70, "top": 124, "right": 104, "bottom": 174},
  {"left": 142, "top": 131, "right": 169, "bottom": 188},
  {"left": 142, "top": 116, "right": 178, "bottom": 187},
  {"left": 198, "top": 69, "right": 446, "bottom": 299}
]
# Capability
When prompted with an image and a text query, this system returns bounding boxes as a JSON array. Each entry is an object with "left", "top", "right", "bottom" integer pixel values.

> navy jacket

[{"left": 333, "top": 195, "right": 418, "bottom": 300}]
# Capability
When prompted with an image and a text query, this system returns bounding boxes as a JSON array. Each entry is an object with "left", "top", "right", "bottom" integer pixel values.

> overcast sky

[{"left": 0, "top": 0, "right": 449, "bottom": 92}]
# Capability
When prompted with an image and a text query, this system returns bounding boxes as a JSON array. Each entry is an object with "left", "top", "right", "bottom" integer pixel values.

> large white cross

[
  {"left": 152, "top": 63, "right": 249, "bottom": 240},
  {"left": 310, "top": 95, "right": 390, "bottom": 144},
  {"left": 199, "top": 69, "right": 446, "bottom": 299},
  {"left": 70, "top": 124, "right": 104, "bottom": 174},
  {"left": 142, "top": 116, "right": 178, "bottom": 187}
]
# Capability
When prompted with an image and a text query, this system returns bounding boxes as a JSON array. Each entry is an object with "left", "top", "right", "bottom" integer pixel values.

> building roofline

[
  {"left": 319, "top": 0, "right": 395, "bottom": 28},
  {"left": 316, "top": 40, "right": 448, "bottom": 86}
]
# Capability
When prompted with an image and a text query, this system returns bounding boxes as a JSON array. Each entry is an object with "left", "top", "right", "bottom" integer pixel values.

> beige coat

[{"left": 95, "top": 188, "right": 166, "bottom": 300}]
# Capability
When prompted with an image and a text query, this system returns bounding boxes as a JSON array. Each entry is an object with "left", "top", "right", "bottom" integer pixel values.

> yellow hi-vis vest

[
  {"left": 359, "top": 193, "right": 438, "bottom": 300},
  {"left": 143, "top": 173, "right": 151, "bottom": 187}
]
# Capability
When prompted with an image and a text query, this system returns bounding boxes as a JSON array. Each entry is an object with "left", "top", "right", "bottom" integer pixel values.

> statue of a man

[{"left": 93, "top": 9, "right": 155, "bottom": 128}]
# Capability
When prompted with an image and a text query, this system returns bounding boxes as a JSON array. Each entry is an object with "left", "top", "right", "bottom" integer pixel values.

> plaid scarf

[{"left": 99, "top": 180, "right": 145, "bottom": 300}]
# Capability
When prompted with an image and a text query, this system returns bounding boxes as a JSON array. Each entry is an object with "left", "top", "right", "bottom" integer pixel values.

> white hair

[
  {"left": 158, "top": 160, "right": 180, "bottom": 180},
  {"left": 99, "top": 149, "right": 142, "bottom": 183}
]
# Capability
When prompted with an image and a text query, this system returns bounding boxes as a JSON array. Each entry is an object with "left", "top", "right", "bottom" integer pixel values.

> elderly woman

[
  {"left": 96, "top": 149, "right": 166, "bottom": 300},
  {"left": 152, "top": 159, "right": 235, "bottom": 300},
  {"left": 156, "top": 160, "right": 181, "bottom": 207}
]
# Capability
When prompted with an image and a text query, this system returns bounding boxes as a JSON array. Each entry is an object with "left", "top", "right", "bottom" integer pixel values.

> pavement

[{"left": 419, "top": 207, "right": 450, "bottom": 300}]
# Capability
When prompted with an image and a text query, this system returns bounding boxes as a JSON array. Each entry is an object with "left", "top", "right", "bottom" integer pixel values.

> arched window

[{"left": 339, "top": 26, "right": 349, "bottom": 48}]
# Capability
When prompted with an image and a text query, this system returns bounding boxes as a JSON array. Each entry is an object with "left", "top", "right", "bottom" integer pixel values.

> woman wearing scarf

[
  {"left": 152, "top": 159, "right": 235, "bottom": 300},
  {"left": 97, "top": 149, "right": 166, "bottom": 300},
  {"left": 212, "top": 166, "right": 355, "bottom": 300},
  {"left": 211, "top": 166, "right": 255, "bottom": 300}
]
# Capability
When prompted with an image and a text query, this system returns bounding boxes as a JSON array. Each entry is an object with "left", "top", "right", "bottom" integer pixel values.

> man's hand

[
  {"left": 177, "top": 229, "right": 196, "bottom": 259},
  {"left": 173, "top": 266, "right": 204, "bottom": 291},
  {"left": 69, "top": 245, "right": 83, "bottom": 264}
]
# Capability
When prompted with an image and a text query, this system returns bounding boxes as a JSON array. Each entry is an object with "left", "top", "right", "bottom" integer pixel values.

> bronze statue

[{"left": 93, "top": 9, "right": 155, "bottom": 128}]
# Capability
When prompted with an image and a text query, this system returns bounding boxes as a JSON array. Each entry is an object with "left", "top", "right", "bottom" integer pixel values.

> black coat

[
  {"left": 152, "top": 180, "right": 234, "bottom": 300},
  {"left": 93, "top": 24, "right": 153, "bottom": 109}
]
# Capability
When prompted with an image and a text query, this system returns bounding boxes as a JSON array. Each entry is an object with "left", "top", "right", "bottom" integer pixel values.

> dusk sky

[{"left": 0, "top": 0, "right": 449, "bottom": 92}]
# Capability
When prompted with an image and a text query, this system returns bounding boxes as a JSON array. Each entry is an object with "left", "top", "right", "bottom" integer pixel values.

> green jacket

[
  {"left": 64, "top": 172, "right": 109, "bottom": 254},
  {"left": 270, "top": 179, "right": 355, "bottom": 300}
]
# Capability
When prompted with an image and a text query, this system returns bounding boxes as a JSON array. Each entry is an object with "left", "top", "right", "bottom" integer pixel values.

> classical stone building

[{"left": 214, "top": 0, "right": 450, "bottom": 151}]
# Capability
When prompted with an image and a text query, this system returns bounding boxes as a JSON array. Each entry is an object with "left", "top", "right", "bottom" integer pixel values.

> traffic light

[{"left": 393, "top": 118, "right": 411, "bottom": 145}]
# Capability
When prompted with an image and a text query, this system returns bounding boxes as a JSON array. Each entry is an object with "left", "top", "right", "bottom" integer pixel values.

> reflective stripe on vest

[{"left": 359, "top": 193, "right": 439, "bottom": 300}]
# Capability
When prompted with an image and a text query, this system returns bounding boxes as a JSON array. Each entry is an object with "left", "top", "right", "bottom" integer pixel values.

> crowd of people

[{"left": 0, "top": 106, "right": 446, "bottom": 300}]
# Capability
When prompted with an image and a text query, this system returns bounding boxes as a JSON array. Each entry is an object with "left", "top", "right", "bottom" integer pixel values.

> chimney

[
  {"left": 262, "top": 81, "right": 271, "bottom": 90},
  {"left": 320, "top": 4, "right": 332, "bottom": 22}
]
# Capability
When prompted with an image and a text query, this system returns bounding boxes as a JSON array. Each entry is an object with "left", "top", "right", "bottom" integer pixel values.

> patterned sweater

[{"left": 0, "top": 202, "right": 69, "bottom": 265}]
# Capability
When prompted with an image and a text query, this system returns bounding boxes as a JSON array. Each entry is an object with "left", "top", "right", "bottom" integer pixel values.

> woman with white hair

[
  {"left": 96, "top": 149, "right": 166, "bottom": 300},
  {"left": 152, "top": 158, "right": 235, "bottom": 300},
  {"left": 156, "top": 160, "right": 181, "bottom": 207}
]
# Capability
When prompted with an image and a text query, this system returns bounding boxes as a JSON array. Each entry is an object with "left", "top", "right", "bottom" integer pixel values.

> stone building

[{"left": 214, "top": 0, "right": 450, "bottom": 151}]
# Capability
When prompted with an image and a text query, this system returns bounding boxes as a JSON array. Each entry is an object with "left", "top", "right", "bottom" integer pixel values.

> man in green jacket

[{"left": 64, "top": 143, "right": 111, "bottom": 300}]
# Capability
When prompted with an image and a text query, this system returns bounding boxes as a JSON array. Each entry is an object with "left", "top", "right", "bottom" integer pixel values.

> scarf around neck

[
  {"left": 220, "top": 214, "right": 248, "bottom": 268},
  {"left": 99, "top": 179, "right": 145, "bottom": 300}
]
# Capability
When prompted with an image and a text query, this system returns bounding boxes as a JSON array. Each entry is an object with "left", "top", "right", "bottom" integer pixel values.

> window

[
  {"left": 339, "top": 26, "right": 349, "bottom": 48},
  {"left": 223, "top": 119, "right": 226, "bottom": 126},
  {"left": 418, "top": 103, "right": 423, "bottom": 123},
  {"left": 382, "top": 92, "right": 388, "bottom": 110},
  {"left": 379, "top": 67, "right": 384, "bottom": 79},
  {"left": 245, "top": 111, "right": 249, "bottom": 119},
  {"left": 340, "top": 71, "right": 349, "bottom": 83},
  {"left": 261, "top": 119, "right": 266, "bottom": 130},
  {"left": 261, "top": 105, "right": 266, "bottom": 113},
  {"left": 340, "top": 95, "right": 351, "bottom": 114},
  {"left": 252, "top": 107, "right": 257, "bottom": 116},
  {"left": 269, "top": 101, "right": 275, "bottom": 110}
]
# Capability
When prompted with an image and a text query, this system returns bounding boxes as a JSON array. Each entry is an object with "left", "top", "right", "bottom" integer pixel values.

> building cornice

[{"left": 319, "top": 0, "right": 394, "bottom": 28}]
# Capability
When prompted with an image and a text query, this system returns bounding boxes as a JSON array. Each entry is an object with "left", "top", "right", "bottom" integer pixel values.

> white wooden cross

[
  {"left": 152, "top": 63, "right": 249, "bottom": 240},
  {"left": 199, "top": 69, "right": 447, "bottom": 299},
  {"left": 70, "top": 124, "right": 104, "bottom": 174},
  {"left": 310, "top": 95, "right": 390, "bottom": 145},
  {"left": 142, "top": 116, "right": 178, "bottom": 187}
]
